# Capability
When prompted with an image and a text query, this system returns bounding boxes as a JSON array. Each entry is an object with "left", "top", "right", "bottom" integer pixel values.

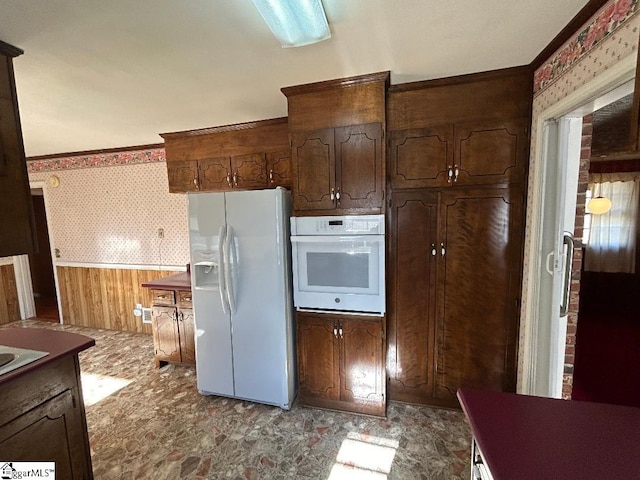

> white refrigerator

[{"left": 188, "top": 187, "right": 296, "bottom": 409}]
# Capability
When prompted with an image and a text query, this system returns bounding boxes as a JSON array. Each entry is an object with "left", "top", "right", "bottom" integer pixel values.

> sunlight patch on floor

[
  {"left": 81, "top": 372, "right": 132, "bottom": 406},
  {"left": 328, "top": 432, "right": 399, "bottom": 479}
]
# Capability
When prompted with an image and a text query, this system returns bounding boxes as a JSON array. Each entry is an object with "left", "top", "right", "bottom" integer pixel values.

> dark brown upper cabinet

[
  {"left": 291, "top": 122, "right": 383, "bottom": 213},
  {"left": 283, "top": 71, "right": 389, "bottom": 216},
  {"left": 389, "top": 119, "right": 528, "bottom": 189},
  {"left": 161, "top": 118, "right": 290, "bottom": 194},
  {"left": 0, "top": 40, "right": 35, "bottom": 257}
]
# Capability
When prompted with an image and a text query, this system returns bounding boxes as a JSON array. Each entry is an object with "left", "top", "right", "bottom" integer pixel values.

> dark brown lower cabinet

[
  {"left": 296, "top": 311, "right": 386, "bottom": 416},
  {"left": 387, "top": 186, "right": 523, "bottom": 408},
  {"left": 0, "top": 356, "right": 93, "bottom": 479},
  {"left": 151, "top": 289, "right": 195, "bottom": 367}
]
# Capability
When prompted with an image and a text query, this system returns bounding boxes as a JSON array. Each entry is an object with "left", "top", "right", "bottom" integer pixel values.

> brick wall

[{"left": 561, "top": 113, "right": 592, "bottom": 399}]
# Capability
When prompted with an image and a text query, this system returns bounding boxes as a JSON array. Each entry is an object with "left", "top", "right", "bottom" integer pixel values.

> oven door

[{"left": 290, "top": 234, "right": 385, "bottom": 315}]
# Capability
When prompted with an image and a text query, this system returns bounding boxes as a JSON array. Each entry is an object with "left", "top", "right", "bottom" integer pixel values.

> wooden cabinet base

[
  {"left": 296, "top": 311, "right": 386, "bottom": 417},
  {"left": 0, "top": 356, "right": 93, "bottom": 479},
  {"left": 297, "top": 394, "right": 386, "bottom": 417}
]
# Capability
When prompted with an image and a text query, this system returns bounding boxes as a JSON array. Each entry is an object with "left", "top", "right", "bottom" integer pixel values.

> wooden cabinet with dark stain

[
  {"left": 162, "top": 117, "right": 290, "bottom": 193},
  {"left": 283, "top": 71, "right": 389, "bottom": 216},
  {"left": 150, "top": 289, "right": 195, "bottom": 367},
  {"left": 389, "top": 120, "right": 528, "bottom": 189},
  {"left": 0, "top": 329, "right": 94, "bottom": 479},
  {"left": 296, "top": 311, "right": 386, "bottom": 417},
  {"left": 0, "top": 40, "right": 35, "bottom": 257},
  {"left": 387, "top": 187, "right": 523, "bottom": 408},
  {"left": 291, "top": 123, "right": 384, "bottom": 213}
]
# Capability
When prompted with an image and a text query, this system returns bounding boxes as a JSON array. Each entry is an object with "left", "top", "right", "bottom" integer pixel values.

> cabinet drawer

[
  {"left": 151, "top": 289, "right": 175, "bottom": 306},
  {"left": 178, "top": 290, "right": 193, "bottom": 308}
]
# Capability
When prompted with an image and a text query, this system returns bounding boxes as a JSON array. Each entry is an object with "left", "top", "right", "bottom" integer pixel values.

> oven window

[{"left": 306, "top": 252, "right": 369, "bottom": 288}]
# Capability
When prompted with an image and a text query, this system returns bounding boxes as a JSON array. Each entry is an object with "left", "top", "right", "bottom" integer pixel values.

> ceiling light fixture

[
  {"left": 251, "top": 0, "right": 331, "bottom": 48},
  {"left": 587, "top": 196, "right": 612, "bottom": 215}
]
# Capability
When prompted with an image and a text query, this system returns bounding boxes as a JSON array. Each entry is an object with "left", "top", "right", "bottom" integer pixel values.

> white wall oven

[{"left": 290, "top": 215, "right": 385, "bottom": 316}]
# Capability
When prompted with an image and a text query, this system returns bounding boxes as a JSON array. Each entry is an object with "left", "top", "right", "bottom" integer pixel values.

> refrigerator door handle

[
  {"left": 218, "top": 225, "right": 228, "bottom": 314},
  {"left": 224, "top": 225, "right": 237, "bottom": 314}
]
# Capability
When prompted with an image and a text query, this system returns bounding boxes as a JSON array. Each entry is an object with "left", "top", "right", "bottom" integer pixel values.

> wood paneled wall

[
  {"left": 56, "top": 266, "right": 180, "bottom": 334},
  {"left": 0, "top": 263, "right": 20, "bottom": 324}
]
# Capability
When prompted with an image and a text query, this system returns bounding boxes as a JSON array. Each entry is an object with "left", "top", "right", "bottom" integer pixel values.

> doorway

[
  {"left": 29, "top": 188, "right": 59, "bottom": 322},
  {"left": 521, "top": 54, "right": 637, "bottom": 400}
]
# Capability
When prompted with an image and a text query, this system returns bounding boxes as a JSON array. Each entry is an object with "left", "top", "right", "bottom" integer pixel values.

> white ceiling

[{"left": 0, "top": 0, "right": 589, "bottom": 157}]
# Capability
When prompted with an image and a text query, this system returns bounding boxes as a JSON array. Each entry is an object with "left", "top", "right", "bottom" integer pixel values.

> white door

[{"left": 532, "top": 118, "right": 582, "bottom": 398}]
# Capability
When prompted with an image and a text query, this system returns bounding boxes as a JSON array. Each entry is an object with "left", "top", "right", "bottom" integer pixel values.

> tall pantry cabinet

[{"left": 386, "top": 68, "right": 532, "bottom": 408}]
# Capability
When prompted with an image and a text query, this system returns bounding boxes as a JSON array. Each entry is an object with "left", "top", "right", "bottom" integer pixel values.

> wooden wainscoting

[
  {"left": 56, "top": 266, "right": 180, "bottom": 333},
  {"left": 0, "top": 263, "right": 20, "bottom": 324}
]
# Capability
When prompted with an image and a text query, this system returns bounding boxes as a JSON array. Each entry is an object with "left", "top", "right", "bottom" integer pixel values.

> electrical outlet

[
  {"left": 157, "top": 227, "right": 164, "bottom": 239},
  {"left": 142, "top": 307, "right": 152, "bottom": 324}
]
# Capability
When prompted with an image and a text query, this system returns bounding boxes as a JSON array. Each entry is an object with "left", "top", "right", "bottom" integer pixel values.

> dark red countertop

[
  {"left": 0, "top": 328, "right": 95, "bottom": 386},
  {"left": 141, "top": 271, "right": 191, "bottom": 291},
  {"left": 457, "top": 388, "right": 640, "bottom": 479}
]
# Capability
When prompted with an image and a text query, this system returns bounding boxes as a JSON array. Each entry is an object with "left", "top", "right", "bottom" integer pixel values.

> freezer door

[
  {"left": 188, "top": 192, "right": 234, "bottom": 396},
  {"left": 224, "top": 188, "right": 293, "bottom": 407}
]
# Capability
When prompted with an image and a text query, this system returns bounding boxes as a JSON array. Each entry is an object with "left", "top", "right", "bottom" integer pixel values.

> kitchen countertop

[
  {"left": 0, "top": 327, "right": 95, "bottom": 386},
  {"left": 141, "top": 271, "right": 191, "bottom": 290},
  {"left": 457, "top": 387, "right": 640, "bottom": 479}
]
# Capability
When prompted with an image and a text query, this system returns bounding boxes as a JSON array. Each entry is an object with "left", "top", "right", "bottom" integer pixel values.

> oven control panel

[{"left": 291, "top": 214, "right": 385, "bottom": 235}]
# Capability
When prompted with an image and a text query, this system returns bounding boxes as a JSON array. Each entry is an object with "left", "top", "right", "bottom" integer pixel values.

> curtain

[{"left": 585, "top": 172, "right": 640, "bottom": 273}]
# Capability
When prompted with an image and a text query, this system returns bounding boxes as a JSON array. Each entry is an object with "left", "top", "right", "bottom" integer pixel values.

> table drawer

[
  {"left": 178, "top": 290, "right": 193, "bottom": 308},
  {"left": 151, "top": 289, "right": 175, "bottom": 306}
]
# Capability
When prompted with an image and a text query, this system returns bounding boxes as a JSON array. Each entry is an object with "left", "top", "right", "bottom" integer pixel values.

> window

[{"left": 584, "top": 173, "right": 640, "bottom": 273}]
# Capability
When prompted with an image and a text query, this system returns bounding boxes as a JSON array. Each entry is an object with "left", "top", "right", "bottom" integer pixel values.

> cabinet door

[
  {"left": 389, "top": 125, "right": 453, "bottom": 189},
  {"left": 335, "top": 123, "right": 384, "bottom": 211},
  {"left": 167, "top": 160, "right": 198, "bottom": 193},
  {"left": 434, "top": 187, "right": 523, "bottom": 406},
  {"left": 231, "top": 153, "right": 268, "bottom": 189},
  {"left": 291, "top": 129, "right": 336, "bottom": 211},
  {"left": 387, "top": 190, "right": 438, "bottom": 403},
  {"left": 454, "top": 120, "right": 527, "bottom": 185},
  {"left": 0, "top": 389, "right": 87, "bottom": 478},
  {"left": 178, "top": 307, "right": 196, "bottom": 365},
  {"left": 0, "top": 50, "right": 35, "bottom": 257},
  {"left": 199, "top": 157, "right": 232, "bottom": 191},
  {"left": 266, "top": 150, "right": 291, "bottom": 188},
  {"left": 339, "top": 318, "right": 385, "bottom": 410},
  {"left": 296, "top": 313, "right": 340, "bottom": 401},
  {"left": 152, "top": 306, "right": 181, "bottom": 364}
]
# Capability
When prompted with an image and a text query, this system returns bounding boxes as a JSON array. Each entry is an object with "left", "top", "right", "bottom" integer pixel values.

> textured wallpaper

[{"left": 28, "top": 150, "right": 189, "bottom": 267}]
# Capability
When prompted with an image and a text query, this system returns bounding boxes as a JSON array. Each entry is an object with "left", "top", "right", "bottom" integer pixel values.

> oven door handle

[{"left": 290, "top": 235, "right": 385, "bottom": 243}]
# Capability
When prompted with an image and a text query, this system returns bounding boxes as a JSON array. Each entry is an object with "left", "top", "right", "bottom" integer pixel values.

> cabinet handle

[
  {"left": 454, "top": 165, "right": 459, "bottom": 183},
  {"left": 447, "top": 166, "right": 453, "bottom": 183},
  {"left": 179, "top": 311, "right": 184, "bottom": 322},
  {"left": 183, "top": 296, "right": 191, "bottom": 302},
  {"left": 269, "top": 169, "right": 274, "bottom": 183},
  {"left": 330, "top": 188, "right": 335, "bottom": 201},
  {"left": 226, "top": 173, "right": 232, "bottom": 187},
  {"left": 333, "top": 325, "right": 338, "bottom": 337},
  {"left": 157, "top": 294, "right": 168, "bottom": 299},
  {"left": 336, "top": 187, "right": 341, "bottom": 205},
  {"left": 431, "top": 244, "right": 436, "bottom": 256},
  {"left": 193, "top": 177, "right": 199, "bottom": 189},
  {"left": 233, "top": 171, "right": 238, "bottom": 186},
  {"left": 338, "top": 327, "right": 343, "bottom": 338},
  {"left": 441, "top": 242, "right": 446, "bottom": 257}
]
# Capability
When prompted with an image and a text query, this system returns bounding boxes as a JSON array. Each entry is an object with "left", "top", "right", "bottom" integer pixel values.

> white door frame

[
  {"left": 13, "top": 180, "right": 63, "bottom": 323},
  {"left": 520, "top": 53, "right": 637, "bottom": 396}
]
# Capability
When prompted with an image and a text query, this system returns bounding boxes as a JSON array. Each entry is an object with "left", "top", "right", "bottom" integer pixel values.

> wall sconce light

[
  {"left": 251, "top": 0, "right": 331, "bottom": 48},
  {"left": 587, "top": 196, "right": 612, "bottom": 214}
]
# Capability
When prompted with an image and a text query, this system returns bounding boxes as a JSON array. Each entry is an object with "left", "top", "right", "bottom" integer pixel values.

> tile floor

[{"left": 2, "top": 319, "right": 471, "bottom": 479}]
